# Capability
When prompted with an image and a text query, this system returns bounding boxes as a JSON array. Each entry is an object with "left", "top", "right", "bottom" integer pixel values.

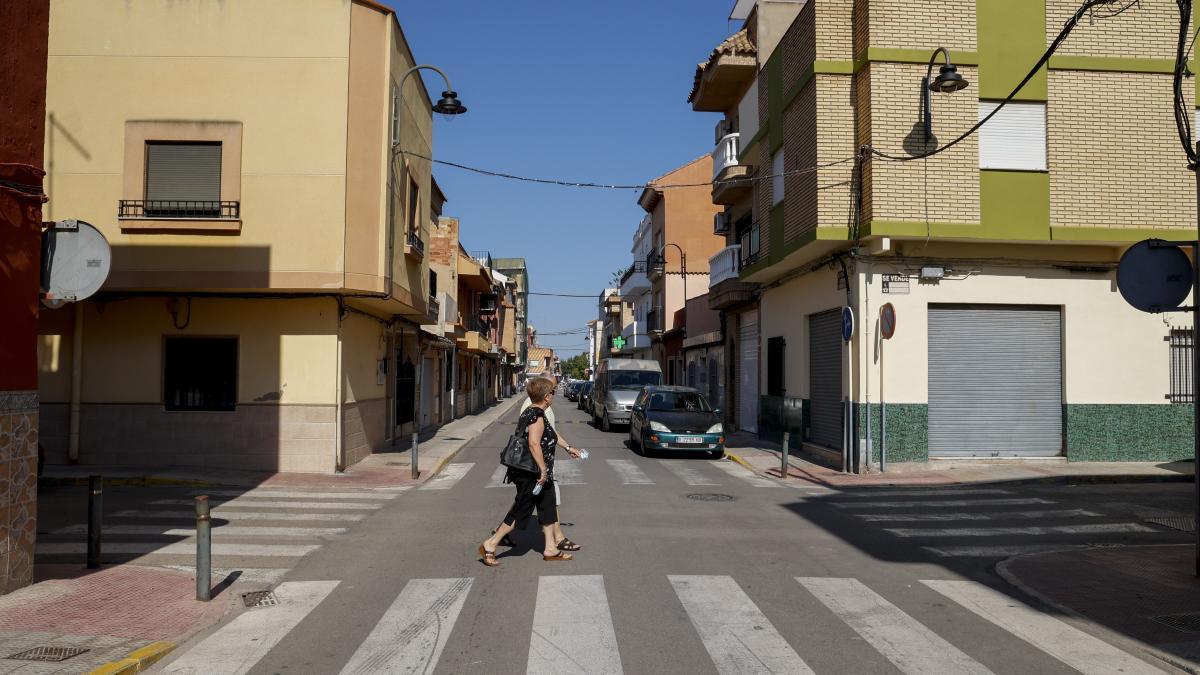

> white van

[{"left": 589, "top": 358, "right": 663, "bottom": 431}]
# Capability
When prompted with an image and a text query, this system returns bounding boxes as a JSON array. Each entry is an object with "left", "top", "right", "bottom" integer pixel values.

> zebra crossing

[
  {"left": 470, "top": 456, "right": 820, "bottom": 490},
  {"left": 36, "top": 485, "right": 409, "bottom": 580},
  {"left": 159, "top": 573, "right": 1167, "bottom": 674}
]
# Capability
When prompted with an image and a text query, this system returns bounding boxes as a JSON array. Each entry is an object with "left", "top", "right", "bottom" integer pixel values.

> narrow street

[{"left": 150, "top": 403, "right": 1193, "bottom": 674}]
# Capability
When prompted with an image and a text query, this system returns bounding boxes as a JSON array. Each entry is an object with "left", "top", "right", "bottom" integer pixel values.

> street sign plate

[
  {"left": 882, "top": 274, "right": 909, "bottom": 294},
  {"left": 1117, "top": 239, "right": 1194, "bottom": 313},
  {"left": 880, "top": 303, "right": 897, "bottom": 340},
  {"left": 841, "top": 306, "right": 855, "bottom": 342}
]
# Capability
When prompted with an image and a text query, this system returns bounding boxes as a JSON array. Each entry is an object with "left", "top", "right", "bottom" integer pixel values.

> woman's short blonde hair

[{"left": 526, "top": 377, "right": 555, "bottom": 403}]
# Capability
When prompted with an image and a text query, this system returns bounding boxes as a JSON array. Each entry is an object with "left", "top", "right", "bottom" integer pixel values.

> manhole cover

[
  {"left": 1145, "top": 516, "right": 1197, "bottom": 533},
  {"left": 242, "top": 590, "right": 279, "bottom": 608},
  {"left": 686, "top": 493, "right": 735, "bottom": 502},
  {"left": 1151, "top": 612, "right": 1200, "bottom": 632},
  {"left": 7, "top": 646, "right": 89, "bottom": 662}
]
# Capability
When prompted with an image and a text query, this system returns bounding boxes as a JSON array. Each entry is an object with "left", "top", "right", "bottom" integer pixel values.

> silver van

[{"left": 590, "top": 358, "right": 663, "bottom": 431}]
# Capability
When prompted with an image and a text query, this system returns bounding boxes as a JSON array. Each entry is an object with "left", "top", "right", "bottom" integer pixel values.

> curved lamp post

[
  {"left": 652, "top": 243, "right": 688, "bottom": 383},
  {"left": 921, "top": 47, "right": 969, "bottom": 144}
]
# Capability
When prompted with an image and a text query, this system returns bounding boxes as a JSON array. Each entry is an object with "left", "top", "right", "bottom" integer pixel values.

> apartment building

[
  {"left": 616, "top": 216, "right": 654, "bottom": 360},
  {"left": 493, "top": 258, "right": 529, "bottom": 381},
  {"left": 692, "top": 0, "right": 1194, "bottom": 469},
  {"left": 37, "top": 0, "right": 451, "bottom": 473}
]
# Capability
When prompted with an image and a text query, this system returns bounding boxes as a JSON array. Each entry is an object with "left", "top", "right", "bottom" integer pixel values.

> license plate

[{"left": 676, "top": 435, "right": 704, "bottom": 444}]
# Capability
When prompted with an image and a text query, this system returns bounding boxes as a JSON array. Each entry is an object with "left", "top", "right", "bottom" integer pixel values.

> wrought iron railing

[
  {"left": 407, "top": 230, "right": 425, "bottom": 255},
  {"left": 119, "top": 200, "right": 239, "bottom": 219},
  {"left": 619, "top": 260, "right": 647, "bottom": 285},
  {"left": 646, "top": 309, "right": 663, "bottom": 333},
  {"left": 1168, "top": 327, "right": 1193, "bottom": 403}
]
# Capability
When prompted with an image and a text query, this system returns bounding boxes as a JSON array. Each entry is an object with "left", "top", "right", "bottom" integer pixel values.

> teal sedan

[{"left": 628, "top": 386, "right": 724, "bottom": 458}]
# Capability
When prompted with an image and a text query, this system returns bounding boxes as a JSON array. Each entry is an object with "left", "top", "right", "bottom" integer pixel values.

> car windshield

[
  {"left": 608, "top": 371, "right": 661, "bottom": 390},
  {"left": 647, "top": 391, "right": 711, "bottom": 412},
  {"left": 579, "top": 382, "right": 593, "bottom": 393}
]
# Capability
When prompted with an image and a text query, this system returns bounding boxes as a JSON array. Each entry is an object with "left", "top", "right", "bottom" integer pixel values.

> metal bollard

[
  {"left": 411, "top": 430, "right": 419, "bottom": 480},
  {"left": 87, "top": 475, "right": 102, "bottom": 569},
  {"left": 195, "top": 496, "right": 211, "bottom": 601},
  {"left": 781, "top": 432, "right": 790, "bottom": 480}
]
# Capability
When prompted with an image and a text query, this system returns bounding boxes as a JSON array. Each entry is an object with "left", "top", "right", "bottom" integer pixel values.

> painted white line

[
  {"left": 659, "top": 460, "right": 720, "bottom": 486},
  {"left": 554, "top": 460, "right": 586, "bottom": 485},
  {"left": 188, "top": 489, "right": 401, "bottom": 500},
  {"left": 528, "top": 575, "right": 623, "bottom": 675},
  {"left": 341, "top": 578, "right": 473, "bottom": 675},
  {"left": 922, "top": 544, "right": 1091, "bottom": 558},
  {"left": 887, "top": 523, "right": 1156, "bottom": 538},
  {"left": 151, "top": 499, "right": 382, "bottom": 510},
  {"left": 161, "top": 580, "right": 339, "bottom": 674},
  {"left": 53, "top": 524, "right": 348, "bottom": 537},
  {"left": 834, "top": 498, "right": 1055, "bottom": 509},
  {"left": 923, "top": 580, "right": 1166, "bottom": 675},
  {"left": 111, "top": 509, "right": 366, "bottom": 521},
  {"left": 420, "top": 462, "right": 475, "bottom": 490},
  {"left": 37, "top": 542, "right": 320, "bottom": 557},
  {"left": 855, "top": 509, "right": 1103, "bottom": 522},
  {"left": 670, "top": 575, "right": 813, "bottom": 675},
  {"left": 831, "top": 488, "right": 1013, "bottom": 498},
  {"left": 606, "top": 459, "right": 655, "bottom": 485},
  {"left": 797, "top": 577, "right": 992, "bottom": 675},
  {"left": 710, "top": 460, "right": 785, "bottom": 488},
  {"left": 486, "top": 465, "right": 508, "bottom": 488}
]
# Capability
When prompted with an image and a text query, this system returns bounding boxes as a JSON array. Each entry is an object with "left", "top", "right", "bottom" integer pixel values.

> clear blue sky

[{"left": 389, "top": 0, "right": 733, "bottom": 358}]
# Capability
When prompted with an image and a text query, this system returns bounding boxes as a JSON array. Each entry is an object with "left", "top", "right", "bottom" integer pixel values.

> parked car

[
  {"left": 576, "top": 381, "right": 594, "bottom": 412},
  {"left": 628, "top": 386, "right": 724, "bottom": 458},
  {"left": 564, "top": 381, "right": 582, "bottom": 402},
  {"left": 590, "top": 358, "right": 662, "bottom": 431}
]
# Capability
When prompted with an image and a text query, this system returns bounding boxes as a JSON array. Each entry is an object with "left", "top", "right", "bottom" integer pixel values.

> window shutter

[
  {"left": 771, "top": 150, "right": 785, "bottom": 205},
  {"left": 145, "top": 143, "right": 222, "bottom": 202},
  {"left": 978, "top": 101, "right": 1046, "bottom": 171}
]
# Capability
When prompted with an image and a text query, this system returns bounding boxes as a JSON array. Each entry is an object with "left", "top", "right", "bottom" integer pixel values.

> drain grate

[
  {"left": 242, "top": 590, "right": 279, "bottom": 608},
  {"left": 7, "top": 646, "right": 89, "bottom": 662},
  {"left": 686, "top": 493, "right": 735, "bottom": 502},
  {"left": 1145, "top": 516, "right": 1197, "bottom": 533},
  {"left": 1151, "top": 613, "right": 1200, "bottom": 633}
]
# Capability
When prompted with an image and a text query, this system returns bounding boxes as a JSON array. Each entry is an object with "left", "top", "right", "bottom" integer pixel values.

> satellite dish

[
  {"left": 1117, "top": 239, "right": 1193, "bottom": 313},
  {"left": 40, "top": 219, "right": 111, "bottom": 308}
]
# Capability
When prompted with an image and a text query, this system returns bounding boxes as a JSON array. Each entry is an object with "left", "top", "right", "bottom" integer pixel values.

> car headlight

[
  {"left": 607, "top": 400, "right": 620, "bottom": 411},
  {"left": 706, "top": 423, "right": 723, "bottom": 434},
  {"left": 649, "top": 421, "right": 671, "bottom": 432}
]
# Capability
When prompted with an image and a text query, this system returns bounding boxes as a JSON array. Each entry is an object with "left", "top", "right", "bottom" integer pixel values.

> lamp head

[
  {"left": 433, "top": 90, "right": 468, "bottom": 115},
  {"left": 929, "top": 64, "right": 969, "bottom": 94}
]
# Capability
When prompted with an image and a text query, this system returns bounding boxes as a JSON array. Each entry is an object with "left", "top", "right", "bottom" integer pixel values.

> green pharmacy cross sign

[{"left": 611, "top": 335, "right": 627, "bottom": 350}]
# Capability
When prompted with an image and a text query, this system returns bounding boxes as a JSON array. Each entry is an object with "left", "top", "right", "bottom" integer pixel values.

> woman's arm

[{"left": 527, "top": 417, "right": 548, "bottom": 478}]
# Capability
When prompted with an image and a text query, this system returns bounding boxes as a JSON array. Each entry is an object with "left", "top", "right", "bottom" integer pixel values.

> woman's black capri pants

[{"left": 503, "top": 471, "right": 557, "bottom": 527}]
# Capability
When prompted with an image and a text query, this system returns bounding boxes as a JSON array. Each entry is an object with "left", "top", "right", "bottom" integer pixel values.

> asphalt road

[{"left": 152, "top": 399, "right": 1195, "bottom": 675}]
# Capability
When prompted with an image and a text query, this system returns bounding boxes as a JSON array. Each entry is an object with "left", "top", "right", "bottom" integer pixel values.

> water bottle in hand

[
  {"left": 532, "top": 481, "right": 544, "bottom": 496},
  {"left": 578, "top": 448, "right": 589, "bottom": 460}
]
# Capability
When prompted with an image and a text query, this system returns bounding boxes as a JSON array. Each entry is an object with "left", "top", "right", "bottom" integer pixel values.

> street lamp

[
  {"left": 922, "top": 47, "right": 969, "bottom": 144},
  {"left": 657, "top": 241, "right": 688, "bottom": 342}
]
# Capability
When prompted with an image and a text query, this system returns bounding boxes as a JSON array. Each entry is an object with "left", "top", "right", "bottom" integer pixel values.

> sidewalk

[
  {"left": 41, "top": 395, "right": 523, "bottom": 490},
  {"left": 724, "top": 432, "right": 1195, "bottom": 487},
  {"left": 999, "top": 544, "right": 1200, "bottom": 673}
]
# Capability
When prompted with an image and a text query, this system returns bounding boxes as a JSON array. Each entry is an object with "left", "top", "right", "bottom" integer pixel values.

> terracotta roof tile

[{"left": 688, "top": 28, "right": 757, "bottom": 103}]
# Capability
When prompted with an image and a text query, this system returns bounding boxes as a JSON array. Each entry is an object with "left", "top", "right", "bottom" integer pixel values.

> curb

[
  {"left": 88, "top": 641, "right": 176, "bottom": 675},
  {"left": 41, "top": 476, "right": 232, "bottom": 489}
]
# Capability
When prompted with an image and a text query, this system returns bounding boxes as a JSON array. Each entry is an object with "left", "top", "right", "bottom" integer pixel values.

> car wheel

[
  {"left": 629, "top": 429, "right": 641, "bottom": 453},
  {"left": 602, "top": 411, "right": 611, "bottom": 432}
]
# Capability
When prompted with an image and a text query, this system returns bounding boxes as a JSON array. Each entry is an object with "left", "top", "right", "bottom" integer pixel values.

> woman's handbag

[{"left": 500, "top": 430, "right": 539, "bottom": 474}]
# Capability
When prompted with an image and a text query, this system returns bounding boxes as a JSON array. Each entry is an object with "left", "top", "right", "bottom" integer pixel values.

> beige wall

[
  {"left": 758, "top": 265, "right": 848, "bottom": 398},
  {"left": 341, "top": 310, "right": 388, "bottom": 404},
  {"left": 345, "top": 2, "right": 390, "bottom": 292}
]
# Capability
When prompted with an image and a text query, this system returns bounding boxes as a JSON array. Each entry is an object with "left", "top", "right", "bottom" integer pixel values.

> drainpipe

[
  {"left": 334, "top": 300, "right": 345, "bottom": 473},
  {"left": 449, "top": 343, "right": 458, "bottom": 420},
  {"left": 68, "top": 302, "right": 83, "bottom": 463}
]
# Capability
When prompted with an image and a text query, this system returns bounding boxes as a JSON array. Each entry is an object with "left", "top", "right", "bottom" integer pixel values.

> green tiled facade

[
  {"left": 858, "top": 403, "right": 929, "bottom": 464},
  {"left": 1064, "top": 404, "right": 1194, "bottom": 462}
]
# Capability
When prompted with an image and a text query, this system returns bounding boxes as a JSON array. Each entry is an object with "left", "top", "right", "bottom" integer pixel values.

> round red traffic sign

[{"left": 880, "top": 303, "right": 897, "bottom": 340}]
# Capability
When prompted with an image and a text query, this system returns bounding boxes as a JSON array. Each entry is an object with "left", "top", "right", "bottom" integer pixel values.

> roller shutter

[
  {"left": 808, "top": 309, "right": 843, "bottom": 450},
  {"left": 145, "top": 142, "right": 221, "bottom": 215},
  {"left": 738, "top": 309, "right": 759, "bottom": 433},
  {"left": 928, "top": 305, "right": 1063, "bottom": 457}
]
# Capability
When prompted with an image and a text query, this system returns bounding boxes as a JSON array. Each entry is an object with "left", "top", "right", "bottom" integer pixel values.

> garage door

[
  {"left": 928, "top": 305, "right": 1063, "bottom": 457},
  {"left": 808, "top": 309, "right": 843, "bottom": 450},
  {"left": 738, "top": 310, "right": 759, "bottom": 433}
]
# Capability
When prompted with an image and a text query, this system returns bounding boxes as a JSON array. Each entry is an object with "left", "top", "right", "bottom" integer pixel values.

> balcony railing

[
  {"left": 119, "top": 200, "right": 239, "bottom": 219},
  {"left": 619, "top": 260, "right": 647, "bottom": 285},
  {"left": 709, "top": 244, "right": 742, "bottom": 286},
  {"left": 647, "top": 309, "right": 663, "bottom": 333},
  {"left": 712, "top": 132, "right": 740, "bottom": 180},
  {"left": 407, "top": 231, "right": 425, "bottom": 255},
  {"left": 471, "top": 250, "right": 493, "bottom": 268}
]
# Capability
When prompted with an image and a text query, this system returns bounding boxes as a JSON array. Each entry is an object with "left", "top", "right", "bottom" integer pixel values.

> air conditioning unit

[
  {"left": 714, "top": 119, "right": 732, "bottom": 144},
  {"left": 713, "top": 212, "right": 732, "bottom": 235}
]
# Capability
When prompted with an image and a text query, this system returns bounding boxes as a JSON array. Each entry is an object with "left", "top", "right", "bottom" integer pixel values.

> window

[
  {"left": 145, "top": 142, "right": 222, "bottom": 217},
  {"left": 978, "top": 101, "right": 1046, "bottom": 171},
  {"left": 1169, "top": 328, "right": 1193, "bottom": 403},
  {"left": 406, "top": 176, "right": 420, "bottom": 237},
  {"left": 771, "top": 149, "right": 785, "bottom": 206},
  {"left": 736, "top": 212, "right": 759, "bottom": 265},
  {"left": 767, "top": 336, "right": 786, "bottom": 397},
  {"left": 164, "top": 337, "right": 237, "bottom": 411},
  {"left": 429, "top": 270, "right": 438, "bottom": 298},
  {"left": 390, "top": 84, "right": 401, "bottom": 146}
]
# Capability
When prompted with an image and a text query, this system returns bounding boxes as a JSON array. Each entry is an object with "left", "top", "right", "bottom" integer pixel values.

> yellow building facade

[{"left": 39, "top": 0, "right": 444, "bottom": 473}]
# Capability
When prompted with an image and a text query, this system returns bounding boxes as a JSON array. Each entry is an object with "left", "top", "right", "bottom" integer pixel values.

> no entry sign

[{"left": 880, "top": 303, "right": 897, "bottom": 340}]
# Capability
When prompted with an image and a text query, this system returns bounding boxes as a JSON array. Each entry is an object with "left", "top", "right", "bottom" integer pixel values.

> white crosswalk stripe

[
  {"left": 922, "top": 544, "right": 1094, "bottom": 558},
  {"left": 606, "top": 459, "right": 655, "bottom": 484},
  {"left": 186, "top": 489, "right": 404, "bottom": 500},
  {"left": 486, "top": 464, "right": 508, "bottom": 488},
  {"left": 528, "top": 575, "right": 623, "bottom": 674},
  {"left": 833, "top": 498, "right": 1055, "bottom": 509},
  {"left": 151, "top": 499, "right": 383, "bottom": 510},
  {"left": 341, "top": 578, "right": 473, "bottom": 675},
  {"left": 854, "top": 508, "right": 1103, "bottom": 522},
  {"left": 710, "top": 459, "right": 785, "bottom": 488},
  {"left": 797, "top": 577, "right": 993, "bottom": 674},
  {"left": 554, "top": 459, "right": 586, "bottom": 485},
  {"left": 161, "top": 580, "right": 340, "bottom": 674},
  {"left": 111, "top": 509, "right": 367, "bottom": 521},
  {"left": 923, "top": 579, "right": 1166, "bottom": 674},
  {"left": 833, "top": 488, "right": 1013, "bottom": 498},
  {"left": 52, "top": 524, "right": 348, "bottom": 538},
  {"left": 658, "top": 460, "right": 720, "bottom": 486},
  {"left": 887, "top": 523, "right": 1156, "bottom": 538},
  {"left": 420, "top": 462, "right": 475, "bottom": 490},
  {"left": 670, "top": 575, "right": 814, "bottom": 674},
  {"left": 37, "top": 542, "right": 320, "bottom": 557}
]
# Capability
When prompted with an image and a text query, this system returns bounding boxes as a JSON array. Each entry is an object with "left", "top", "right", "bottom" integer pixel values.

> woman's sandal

[
  {"left": 478, "top": 544, "right": 500, "bottom": 567},
  {"left": 556, "top": 538, "right": 581, "bottom": 551},
  {"left": 543, "top": 550, "right": 573, "bottom": 561}
]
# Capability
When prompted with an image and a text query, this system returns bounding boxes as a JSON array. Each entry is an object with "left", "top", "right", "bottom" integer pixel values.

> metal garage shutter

[
  {"left": 808, "top": 309, "right": 842, "bottom": 450},
  {"left": 738, "top": 310, "right": 759, "bottom": 433},
  {"left": 928, "top": 305, "right": 1062, "bottom": 457}
]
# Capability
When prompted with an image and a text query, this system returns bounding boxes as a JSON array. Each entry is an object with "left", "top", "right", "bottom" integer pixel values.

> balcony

[
  {"left": 404, "top": 230, "right": 425, "bottom": 260},
  {"left": 709, "top": 245, "right": 741, "bottom": 286},
  {"left": 119, "top": 200, "right": 239, "bottom": 219},
  {"left": 707, "top": 244, "right": 757, "bottom": 310},
  {"left": 620, "top": 261, "right": 650, "bottom": 297},
  {"left": 711, "top": 134, "right": 753, "bottom": 206},
  {"left": 646, "top": 253, "right": 665, "bottom": 279},
  {"left": 646, "top": 309, "right": 664, "bottom": 335}
]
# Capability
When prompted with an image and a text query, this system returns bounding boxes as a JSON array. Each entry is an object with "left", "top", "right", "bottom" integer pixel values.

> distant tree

[
  {"left": 609, "top": 266, "right": 629, "bottom": 286},
  {"left": 561, "top": 353, "right": 590, "bottom": 380}
]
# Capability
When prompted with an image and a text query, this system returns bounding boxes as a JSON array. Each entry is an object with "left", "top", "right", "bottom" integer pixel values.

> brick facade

[{"left": 1047, "top": 0, "right": 1187, "bottom": 59}]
